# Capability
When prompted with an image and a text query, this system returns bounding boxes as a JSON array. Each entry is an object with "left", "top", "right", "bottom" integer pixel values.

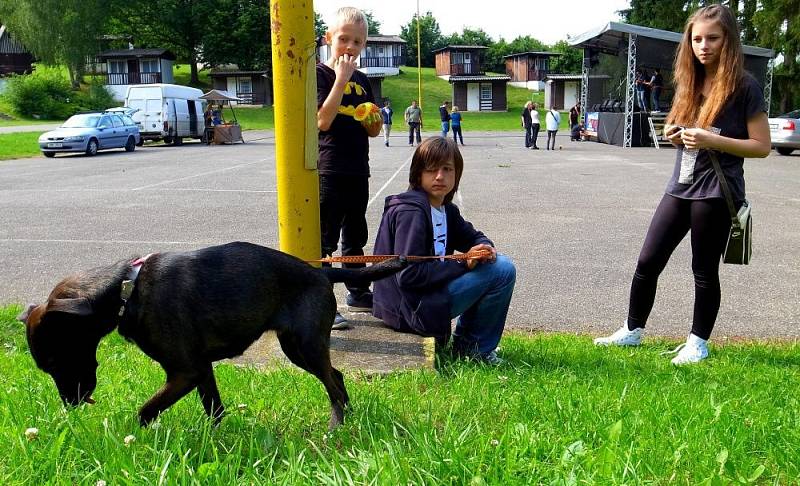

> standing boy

[
  {"left": 381, "top": 100, "right": 393, "bottom": 146},
  {"left": 317, "top": 7, "right": 382, "bottom": 327},
  {"left": 439, "top": 100, "right": 451, "bottom": 137},
  {"left": 405, "top": 100, "right": 423, "bottom": 146}
]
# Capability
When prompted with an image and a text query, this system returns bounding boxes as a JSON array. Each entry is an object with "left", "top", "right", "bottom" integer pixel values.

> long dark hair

[{"left": 408, "top": 137, "right": 464, "bottom": 205}]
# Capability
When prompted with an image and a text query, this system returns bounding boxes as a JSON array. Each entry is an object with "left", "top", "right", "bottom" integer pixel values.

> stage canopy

[{"left": 569, "top": 21, "right": 775, "bottom": 147}]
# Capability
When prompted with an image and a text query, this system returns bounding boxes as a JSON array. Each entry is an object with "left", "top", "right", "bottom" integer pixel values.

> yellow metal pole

[
  {"left": 270, "top": 0, "right": 320, "bottom": 260},
  {"left": 416, "top": 0, "right": 422, "bottom": 108}
]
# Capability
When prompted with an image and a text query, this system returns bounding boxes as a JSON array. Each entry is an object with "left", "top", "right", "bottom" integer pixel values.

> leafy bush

[
  {"left": 4, "top": 66, "right": 73, "bottom": 119},
  {"left": 4, "top": 67, "right": 117, "bottom": 120}
]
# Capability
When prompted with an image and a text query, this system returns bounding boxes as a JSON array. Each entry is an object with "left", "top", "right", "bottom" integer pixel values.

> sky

[{"left": 313, "top": 0, "right": 631, "bottom": 45}]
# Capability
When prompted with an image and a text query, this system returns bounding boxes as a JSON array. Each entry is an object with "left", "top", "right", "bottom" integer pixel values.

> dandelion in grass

[
  {"left": 237, "top": 403, "right": 248, "bottom": 411},
  {"left": 96, "top": 480, "right": 107, "bottom": 486},
  {"left": 24, "top": 427, "right": 38, "bottom": 441},
  {"left": 490, "top": 439, "right": 500, "bottom": 447},
  {"left": 498, "top": 375, "right": 508, "bottom": 382},
  {"left": 123, "top": 434, "right": 136, "bottom": 446}
]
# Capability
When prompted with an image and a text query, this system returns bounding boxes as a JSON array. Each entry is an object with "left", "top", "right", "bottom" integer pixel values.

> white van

[{"left": 125, "top": 84, "right": 206, "bottom": 145}]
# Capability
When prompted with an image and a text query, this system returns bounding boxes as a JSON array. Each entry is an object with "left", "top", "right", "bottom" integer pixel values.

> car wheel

[
  {"left": 136, "top": 138, "right": 144, "bottom": 147},
  {"left": 125, "top": 136, "right": 136, "bottom": 152},
  {"left": 43, "top": 152, "right": 56, "bottom": 158},
  {"left": 776, "top": 147, "right": 795, "bottom": 156},
  {"left": 85, "top": 138, "right": 99, "bottom": 156}
]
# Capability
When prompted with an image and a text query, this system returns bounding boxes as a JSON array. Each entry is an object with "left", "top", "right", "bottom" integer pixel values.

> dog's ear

[
  {"left": 47, "top": 298, "right": 93, "bottom": 317},
  {"left": 17, "top": 303, "right": 39, "bottom": 324}
]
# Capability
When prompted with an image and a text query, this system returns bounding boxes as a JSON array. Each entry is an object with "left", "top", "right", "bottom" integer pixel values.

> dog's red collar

[{"left": 118, "top": 253, "right": 156, "bottom": 316}]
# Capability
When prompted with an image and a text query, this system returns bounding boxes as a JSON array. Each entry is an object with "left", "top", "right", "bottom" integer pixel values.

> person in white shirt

[{"left": 545, "top": 106, "right": 561, "bottom": 150}]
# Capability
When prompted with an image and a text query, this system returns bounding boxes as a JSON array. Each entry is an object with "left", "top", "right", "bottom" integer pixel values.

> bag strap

[{"left": 707, "top": 151, "right": 741, "bottom": 228}]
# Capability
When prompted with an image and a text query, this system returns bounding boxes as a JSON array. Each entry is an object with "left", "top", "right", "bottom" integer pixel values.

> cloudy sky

[{"left": 313, "top": 0, "right": 631, "bottom": 45}]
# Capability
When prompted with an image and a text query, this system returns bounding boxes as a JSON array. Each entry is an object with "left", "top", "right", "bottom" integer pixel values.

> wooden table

[{"left": 212, "top": 124, "right": 244, "bottom": 144}]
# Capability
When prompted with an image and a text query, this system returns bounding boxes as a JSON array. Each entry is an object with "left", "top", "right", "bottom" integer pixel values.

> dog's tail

[{"left": 320, "top": 257, "right": 408, "bottom": 285}]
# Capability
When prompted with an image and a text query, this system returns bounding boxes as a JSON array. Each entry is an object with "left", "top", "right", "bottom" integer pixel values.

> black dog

[{"left": 18, "top": 242, "right": 405, "bottom": 430}]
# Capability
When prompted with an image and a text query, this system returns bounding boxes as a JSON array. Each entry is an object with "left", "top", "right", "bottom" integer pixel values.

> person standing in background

[
  {"left": 450, "top": 105, "right": 464, "bottom": 145},
  {"left": 521, "top": 101, "right": 533, "bottom": 148},
  {"left": 530, "top": 103, "right": 540, "bottom": 149},
  {"left": 381, "top": 100, "right": 393, "bottom": 147},
  {"left": 439, "top": 101, "right": 451, "bottom": 137},
  {"left": 545, "top": 106, "right": 560, "bottom": 150},
  {"left": 405, "top": 100, "right": 423, "bottom": 146}
]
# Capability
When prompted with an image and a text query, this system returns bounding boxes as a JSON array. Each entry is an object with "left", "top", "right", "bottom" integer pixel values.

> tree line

[{"left": 1, "top": 1, "right": 796, "bottom": 111}]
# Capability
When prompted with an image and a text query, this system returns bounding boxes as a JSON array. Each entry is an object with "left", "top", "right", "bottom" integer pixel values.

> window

[
  {"left": 238, "top": 77, "right": 252, "bottom": 94},
  {"left": 99, "top": 116, "right": 112, "bottom": 128},
  {"left": 378, "top": 46, "right": 384, "bottom": 56},
  {"left": 110, "top": 116, "right": 124, "bottom": 128},
  {"left": 464, "top": 52, "right": 471, "bottom": 64},
  {"left": 109, "top": 60, "right": 125, "bottom": 73},
  {"left": 480, "top": 83, "right": 492, "bottom": 100},
  {"left": 140, "top": 59, "right": 159, "bottom": 73},
  {"left": 122, "top": 115, "right": 136, "bottom": 126}
]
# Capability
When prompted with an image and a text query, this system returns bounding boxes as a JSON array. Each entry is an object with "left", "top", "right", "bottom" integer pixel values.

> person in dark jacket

[{"left": 372, "top": 137, "right": 516, "bottom": 364}]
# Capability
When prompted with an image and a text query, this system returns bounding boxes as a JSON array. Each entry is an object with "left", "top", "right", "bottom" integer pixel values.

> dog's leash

[{"left": 306, "top": 248, "right": 493, "bottom": 264}]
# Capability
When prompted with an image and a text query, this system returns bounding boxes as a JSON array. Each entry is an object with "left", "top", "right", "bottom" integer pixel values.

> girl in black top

[{"left": 594, "top": 5, "right": 770, "bottom": 364}]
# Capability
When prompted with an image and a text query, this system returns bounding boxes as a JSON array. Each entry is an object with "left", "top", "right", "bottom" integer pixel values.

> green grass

[
  {"left": 2, "top": 304, "right": 798, "bottom": 484},
  {"left": 0, "top": 132, "right": 44, "bottom": 160},
  {"left": 172, "top": 64, "right": 213, "bottom": 90}
]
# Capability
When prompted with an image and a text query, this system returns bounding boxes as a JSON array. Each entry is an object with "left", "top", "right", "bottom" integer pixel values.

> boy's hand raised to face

[{"left": 334, "top": 53, "right": 358, "bottom": 81}]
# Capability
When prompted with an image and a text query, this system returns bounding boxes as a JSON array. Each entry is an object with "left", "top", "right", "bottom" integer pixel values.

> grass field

[
  {"left": 0, "top": 132, "right": 44, "bottom": 160},
  {"left": 1, "top": 304, "right": 798, "bottom": 484}
]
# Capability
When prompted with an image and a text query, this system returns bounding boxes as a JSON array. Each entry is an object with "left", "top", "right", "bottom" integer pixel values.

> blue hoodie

[{"left": 372, "top": 188, "right": 492, "bottom": 339}]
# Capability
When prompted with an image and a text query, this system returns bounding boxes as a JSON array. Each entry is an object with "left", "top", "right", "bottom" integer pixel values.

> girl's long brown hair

[{"left": 667, "top": 4, "right": 744, "bottom": 129}]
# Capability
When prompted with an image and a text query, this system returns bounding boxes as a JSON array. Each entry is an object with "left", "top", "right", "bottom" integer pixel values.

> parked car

[
  {"left": 38, "top": 112, "right": 141, "bottom": 157},
  {"left": 768, "top": 109, "right": 800, "bottom": 156}
]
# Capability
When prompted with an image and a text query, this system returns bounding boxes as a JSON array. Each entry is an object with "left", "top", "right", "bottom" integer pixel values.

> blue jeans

[
  {"left": 636, "top": 90, "right": 647, "bottom": 112},
  {"left": 441, "top": 121, "right": 450, "bottom": 137},
  {"left": 448, "top": 254, "right": 516, "bottom": 354}
]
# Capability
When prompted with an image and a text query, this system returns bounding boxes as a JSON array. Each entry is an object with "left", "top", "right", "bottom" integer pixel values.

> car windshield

[
  {"left": 61, "top": 115, "right": 101, "bottom": 128},
  {"left": 779, "top": 110, "right": 800, "bottom": 119}
]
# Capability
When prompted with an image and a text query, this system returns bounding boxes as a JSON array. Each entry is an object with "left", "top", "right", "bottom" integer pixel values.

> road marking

[
  {"left": 1, "top": 238, "right": 213, "bottom": 245},
  {"left": 367, "top": 154, "right": 413, "bottom": 208},
  {"left": 131, "top": 160, "right": 265, "bottom": 191}
]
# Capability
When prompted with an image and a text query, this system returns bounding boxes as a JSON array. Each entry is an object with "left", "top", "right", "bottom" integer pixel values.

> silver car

[
  {"left": 38, "top": 112, "right": 141, "bottom": 158},
  {"left": 768, "top": 109, "right": 800, "bottom": 156}
]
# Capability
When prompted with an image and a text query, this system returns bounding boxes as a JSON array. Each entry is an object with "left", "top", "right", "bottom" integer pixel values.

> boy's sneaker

[
  {"left": 480, "top": 350, "right": 504, "bottom": 366},
  {"left": 331, "top": 312, "right": 350, "bottom": 330},
  {"left": 593, "top": 324, "right": 644, "bottom": 346},
  {"left": 664, "top": 334, "right": 709, "bottom": 365},
  {"left": 346, "top": 291, "right": 373, "bottom": 312}
]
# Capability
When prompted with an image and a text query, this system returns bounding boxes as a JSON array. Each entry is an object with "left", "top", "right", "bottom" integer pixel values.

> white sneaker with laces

[
  {"left": 664, "top": 334, "right": 709, "bottom": 365},
  {"left": 593, "top": 324, "right": 644, "bottom": 346}
]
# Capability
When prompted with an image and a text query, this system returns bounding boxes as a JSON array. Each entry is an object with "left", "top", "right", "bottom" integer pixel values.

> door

[
  {"left": 97, "top": 115, "right": 115, "bottom": 148},
  {"left": 187, "top": 100, "right": 198, "bottom": 135},
  {"left": 127, "top": 60, "right": 139, "bottom": 84},
  {"left": 467, "top": 83, "right": 479, "bottom": 111}
]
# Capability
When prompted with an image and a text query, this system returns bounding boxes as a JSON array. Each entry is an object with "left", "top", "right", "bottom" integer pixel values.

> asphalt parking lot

[{"left": 2, "top": 130, "right": 798, "bottom": 338}]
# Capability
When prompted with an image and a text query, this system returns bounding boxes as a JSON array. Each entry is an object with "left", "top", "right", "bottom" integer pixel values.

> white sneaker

[
  {"left": 663, "top": 334, "right": 709, "bottom": 365},
  {"left": 593, "top": 324, "right": 644, "bottom": 346}
]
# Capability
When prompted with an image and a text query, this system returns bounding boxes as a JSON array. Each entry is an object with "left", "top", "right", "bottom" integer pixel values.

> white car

[{"left": 768, "top": 109, "right": 800, "bottom": 156}]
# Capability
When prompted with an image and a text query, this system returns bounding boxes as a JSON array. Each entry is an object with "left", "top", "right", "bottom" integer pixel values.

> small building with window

[
  {"left": 0, "top": 24, "right": 34, "bottom": 77},
  {"left": 209, "top": 68, "right": 272, "bottom": 106},
  {"left": 433, "top": 45, "right": 510, "bottom": 112},
  {"left": 504, "top": 51, "right": 561, "bottom": 91},
  {"left": 97, "top": 48, "right": 176, "bottom": 101}
]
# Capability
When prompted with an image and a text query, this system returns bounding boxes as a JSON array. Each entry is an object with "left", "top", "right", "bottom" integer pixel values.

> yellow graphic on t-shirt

[
  {"left": 343, "top": 81, "right": 366, "bottom": 96},
  {"left": 338, "top": 102, "right": 380, "bottom": 124}
]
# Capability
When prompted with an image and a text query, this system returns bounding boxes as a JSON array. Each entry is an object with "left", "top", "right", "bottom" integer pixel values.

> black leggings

[
  {"left": 627, "top": 194, "right": 732, "bottom": 340},
  {"left": 547, "top": 130, "right": 557, "bottom": 150},
  {"left": 452, "top": 125, "right": 463, "bottom": 144}
]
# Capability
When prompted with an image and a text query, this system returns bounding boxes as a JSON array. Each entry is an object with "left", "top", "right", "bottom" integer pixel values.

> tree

[
  {"left": 400, "top": 11, "right": 444, "bottom": 67},
  {"left": 0, "top": 0, "right": 113, "bottom": 88},
  {"left": 619, "top": 0, "right": 689, "bottom": 33},
  {"left": 111, "top": 0, "right": 211, "bottom": 85},
  {"left": 363, "top": 10, "right": 381, "bottom": 35},
  {"left": 549, "top": 40, "right": 583, "bottom": 74},
  {"left": 200, "top": 0, "right": 271, "bottom": 72},
  {"left": 753, "top": 0, "right": 800, "bottom": 113},
  {"left": 315, "top": 12, "right": 327, "bottom": 39}
]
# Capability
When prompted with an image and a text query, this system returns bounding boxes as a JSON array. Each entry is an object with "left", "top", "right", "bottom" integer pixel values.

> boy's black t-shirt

[
  {"left": 666, "top": 74, "right": 765, "bottom": 204},
  {"left": 316, "top": 63, "right": 375, "bottom": 176}
]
